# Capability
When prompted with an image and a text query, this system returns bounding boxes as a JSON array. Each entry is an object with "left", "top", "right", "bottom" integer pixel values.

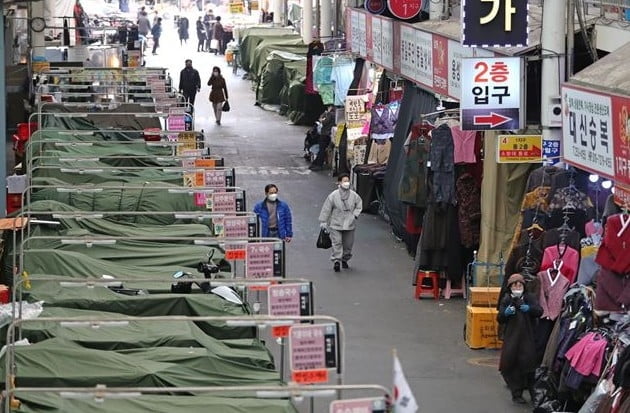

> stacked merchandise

[{"left": 409, "top": 114, "right": 483, "bottom": 287}]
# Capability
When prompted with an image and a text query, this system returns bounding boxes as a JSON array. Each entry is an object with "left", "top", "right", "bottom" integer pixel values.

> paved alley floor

[{"left": 143, "top": 18, "right": 528, "bottom": 412}]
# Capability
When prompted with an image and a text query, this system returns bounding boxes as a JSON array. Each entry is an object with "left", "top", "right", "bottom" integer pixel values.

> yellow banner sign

[
  {"left": 229, "top": 1, "right": 244, "bottom": 13},
  {"left": 497, "top": 135, "right": 543, "bottom": 163}
]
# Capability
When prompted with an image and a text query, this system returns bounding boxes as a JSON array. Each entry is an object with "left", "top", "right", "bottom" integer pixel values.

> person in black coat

[
  {"left": 178, "top": 16, "right": 189, "bottom": 45},
  {"left": 178, "top": 59, "right": 201, "bottom": 107},
  {"left": 497, "top": 273, "right": 543, "bottom": 405},
  {"left": 196, "top": 17, "right": 206, "bottom": 52}
]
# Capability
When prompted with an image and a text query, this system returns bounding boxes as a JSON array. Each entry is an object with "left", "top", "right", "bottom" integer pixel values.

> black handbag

[
  {"left": 316, "top": 228, "right": 332, "bottom": 249},
  {"left": 222, "top": 100, "right": 230, "bottom": 112}
]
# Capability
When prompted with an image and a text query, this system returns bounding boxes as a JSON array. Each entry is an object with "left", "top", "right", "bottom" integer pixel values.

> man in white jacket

[{"left": 319, "top": 173, "right": 363, "bottom": 272}]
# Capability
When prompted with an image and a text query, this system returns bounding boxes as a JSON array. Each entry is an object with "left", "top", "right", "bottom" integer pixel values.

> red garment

[
  {"left": 596, "top": 214, "right": 630, "bottom": 274},
  {"left": 565, "top": 332, "right": 607, "bottom": 377},
  {"left": 537, "top": 269, "right": 570, "bottom": 321},
  {"left": 405, "top": 206, "right": 422, "bottom": 234},
  {"left": 540, "top": 244, "right": 580, "bottom": 284}
]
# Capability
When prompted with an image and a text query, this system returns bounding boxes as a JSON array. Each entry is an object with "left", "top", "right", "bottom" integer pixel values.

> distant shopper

[
  {"left": 497, "top": 273, "right": 542, "bottom": 405},
  {"left": 212, "top": 16, "right": 224, "bottom": 55},
  {"left": 178, "top": 59, "right": 201, "bottom": 106},
  {"left": 137, "top": 11, "right": 151, "bottom": 37},
  {"left": 203, "top": 10, "right": 214, "bottom": 51},
  {"left": 196, "top": 17, "right": 206, "bottom": 52},
  {"left": 178, "top": 16, "right": 190, "bottom": 45},
  {"left": 319, "top": 174, "right": 362, "bottom": 272},
  {"left": 150, "top": 17, "right": 162, "bottom": 55},
  {"left": 207, "top": 66, "right": 228, "bottom": 125},
  {"left": 309, "top": 105, "right": 335, "bottom": 171},
  {"left": 137, "top": 6, "right": 146, "bottom": 20},
  {"left": 253, "top": 184, "right": 293, "bottom": 242}
]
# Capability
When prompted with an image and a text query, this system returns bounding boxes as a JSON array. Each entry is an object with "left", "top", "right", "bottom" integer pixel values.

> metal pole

[
  {"left": 302, "top": 0, "right": 313, "bottom": 43},
  {"left": 540, "top": 0, "right": 566, "bottom": 150},
  {"left": 320, "top": 0, "right": 332, "bottom": 38},
  {"left": 567, "top": 0, "right": 575, "bottom": 78},
  {"left": 0, "top": 6, "right": 7, "bottom": 217}
]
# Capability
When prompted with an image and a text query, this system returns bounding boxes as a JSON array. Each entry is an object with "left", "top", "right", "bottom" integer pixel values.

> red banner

[
  {"left": 613, "top": 94, "right": 630, "bottom": 188},
  {"left": 432, "top": 35, "right": 449, "bottom": 96}
]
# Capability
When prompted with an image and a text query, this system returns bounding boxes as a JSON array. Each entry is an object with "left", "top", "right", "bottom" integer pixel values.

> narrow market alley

[{"left": 143, "top": 19, "right": 528, "bottom": 412}]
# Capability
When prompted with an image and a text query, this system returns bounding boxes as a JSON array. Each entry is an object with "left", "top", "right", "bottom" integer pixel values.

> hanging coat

[{"left": 498, "top": 291, "right": 543, "bottom": 388}]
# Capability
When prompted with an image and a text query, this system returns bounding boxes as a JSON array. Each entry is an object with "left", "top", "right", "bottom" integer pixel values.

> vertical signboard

[
  {"left": 371, "top": 16, "right": 383, "bottom": 65},
  {"left": 462, "top": 0, "right": 529, "bottom": 47},
  {"left": 447, "top": 40, "right": 494, "bottom": 100},
  {"left": 414, "top": 29, "right": 433, "bottom": 88},
  {"left": 612, "top": 94, "right": 630, "bottom": 187},
  {"left": 399, "top": 25, "right": 416, "bottom": 81},
  {"left": 561, "top": 85, "right": 613, "bottom": 177},
  {"left": 432, "top": 35, "right": 449, "bottom": 96},
  {"left": 358, "top": 12, "right": 367, "bottom": 58},
  {"left": 351, "top": 10, "right": 360, "bottom": 53},
  {"left": 289, "top": 323, "right": 338, "bottom": 384},
  {"left": 381, "top": 18, "right": 394, "bottom": 70},
  {"left": 461, "top": 57, "right": 524, "bottom": 130},
  {"left": 366, "top": 14, "right": 373, "bottom": 61}
]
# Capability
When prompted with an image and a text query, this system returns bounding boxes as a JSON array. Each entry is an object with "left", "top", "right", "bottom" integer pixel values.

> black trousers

[
  {"left": 313, "top": 135, "right": 331, "bottom": 166},
  {"left": 183, "top": 90, "right": 197, "bottom": 106},
  {"left": 152, "top": 37, "right": 160, "bottom": 53}
]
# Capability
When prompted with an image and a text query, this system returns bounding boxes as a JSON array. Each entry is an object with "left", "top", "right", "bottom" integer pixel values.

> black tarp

[{"left": 382, "top": 81, "right": 437, "bottom": 254}]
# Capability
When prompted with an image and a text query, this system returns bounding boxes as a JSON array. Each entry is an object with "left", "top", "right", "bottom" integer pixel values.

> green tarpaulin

[
  {"left": 238, "top": 27, "right": 296, "bottom": 73},
  {"left": 248, "top": 37, "right": 305, "bottom": 80},
  {"left": 256, "top": 52, "right": 306, "bottom": 106},
  {"left": 14, "top": 393, "right": 298, "bottom": 413}
]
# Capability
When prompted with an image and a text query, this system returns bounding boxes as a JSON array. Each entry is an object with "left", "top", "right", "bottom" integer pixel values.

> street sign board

[
  {"left": 330, "top": 398, "right": 387, "bottom": 413},
  {"left": 268, "top": 283, "right": 312, "bottom": 317},
  {"left": 561, "top": 85, "right": 614, "bottom": 177},
  {"left": 387, "top": 0, "right": 422, "bottom": 20},
  {"left": 289, "top": 323, "right": 338, "bottom": 373},
  {"left": 461, "top": 57, "right": 524, "bottom": 131},
  {"left": 497, "top": 135, "right": 542, "bottom": 163},
  {"left": 462, "top": 0, "right": 528, "bottom": 47}
]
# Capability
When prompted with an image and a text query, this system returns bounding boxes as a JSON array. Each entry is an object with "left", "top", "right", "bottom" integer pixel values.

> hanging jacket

[
  {"left": 253, "top": 199, "right": 293, "bottom": 239},
  {"left": 399, "top": 124, "right": 431, "bottom": 208},
  {"left": 429, "top": 123, "right": 456, "bottom": 205}
]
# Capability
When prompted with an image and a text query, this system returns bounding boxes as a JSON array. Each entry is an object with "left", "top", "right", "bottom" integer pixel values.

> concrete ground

[{"left": 145, "top": 17, "right": 528, "bottom": 412}]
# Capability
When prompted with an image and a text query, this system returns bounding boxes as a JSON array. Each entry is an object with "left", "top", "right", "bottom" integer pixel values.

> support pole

[
  {"left": 540, "top": 0, "right": 566, "bottom": 146},
  {"left": 302, "top": 0, "right": 313, "bottom": 43},
  {"left": 0, "top": 5, "right": 7, "bottom": 217},
  {"left": 567, "top": 0, "right": 575, "bottom": 78},
  {"left": 320, "top": 0, "right": 331, "bottom": 38},
  {"left": 273, "top": 0, "right": 283, "bottom": 25}
]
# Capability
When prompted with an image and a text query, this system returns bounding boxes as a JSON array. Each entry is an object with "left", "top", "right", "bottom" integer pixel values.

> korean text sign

[
  {"left": 561, "top": 85, "right": 613, "bottom": 177},
  {"left": 330, "top": 398, "right": 387, "bottom": 413},
  {"left": 462, "top": 0, "right": 528, "bottom": 47},
  {"left": 460, "top": 57, "right": 524, "bottom": 131},
  {"left": 612, "top": 94, "right": 630, "bottom": 187},
  {"left": 268, "top": 283, "right": 312, "bottom": 317},
  {"left": 289, "top": 324, "right": 338, "bottom": 372}
]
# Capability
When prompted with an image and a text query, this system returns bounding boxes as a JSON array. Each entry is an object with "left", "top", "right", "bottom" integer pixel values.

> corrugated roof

[{"left": 570, "top": 41, "right": 630, "bottom": 96}]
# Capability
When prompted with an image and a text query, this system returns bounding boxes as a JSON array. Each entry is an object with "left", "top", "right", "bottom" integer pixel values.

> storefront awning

[{"left": 569, "top": 41, "right": 630, "bottom": 97}]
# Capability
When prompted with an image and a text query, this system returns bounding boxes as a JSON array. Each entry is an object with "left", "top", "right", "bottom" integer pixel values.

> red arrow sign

[
  {"left": 473, "top": 112, "right": 511, "bottom": 128},
  {"left": 531, "top": 145, "right": 542, "bottom": 156}
]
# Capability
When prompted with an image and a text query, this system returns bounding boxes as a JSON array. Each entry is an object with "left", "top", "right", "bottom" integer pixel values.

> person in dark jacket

[
  {"left": 150, "top": 17, "right": 162, "bottom": 55},
  {"left": 212, "top": 16, "right": 224, "bottom": 55},
  {"left": 178, "top": 16, "right": 189, "bottom": 45},
  {"left": 178, "top": 59, "right": 201, "bottom": 107},
  {"left": 253, "top": 184, "right": 293, "bottom": 242},
  {"left": 207, "top": 66, "right": 228, "bottom": 125},
  {"left": 310, "top": 105, "right": 335, "bottom": 171},
  {"left": 497, "top": 273, "right": 543, "bottom": 405},
  {"left": 196, "top": 17, "right": 206, "bottom": 52}
]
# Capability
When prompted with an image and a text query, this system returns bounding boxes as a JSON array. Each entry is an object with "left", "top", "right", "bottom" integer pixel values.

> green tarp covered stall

[
  {"left": 256, "top": 52, "right": 306, "bottom": 107},
  {"left": 248, "top": 38, "right": 306, "bottom": 81},
  {"left": 0, "top": 338, "right": 281, "bottom": 388},
  {"left": 238, "top": 27, "right": 297, "bottom": 73},
  {"left": 37, "top": 103, "right": 163, "bottom": 130},
  {"left": 14, "top": 393, "right": 298, "bottom": 413}
]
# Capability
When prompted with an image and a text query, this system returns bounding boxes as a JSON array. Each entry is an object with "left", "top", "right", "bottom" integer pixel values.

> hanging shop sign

[
  {"left": 432, "top": 35, "right": 449, "bottom": 96},
  {"left": 387, "top": 0, "right": 422, "bottom": 19},
  {"left": 371, "top": 16, "right": 383, "bottom": 65},
  {"left": 229, "top": 0, "right": 244, "bottom": 13},
  {"left": 542, "top": 139, "right": 561, "bottom": 164},
  {"left": 461, "top": 0, "right": 529, "bottom": 47},
  {"left": 330, "top": 398, "right": 387, "bottom": 413},
  {"left": 447, "top": 39, "right": 494, "bottom": 100},
  {"left": 250, "top": 0, "right": 259, "bottom": 10},
  {"left": 497, "top": 135, "right": 542, "bottom": 163},
  {"left": 381, "top": 18, "right": 394, "bottom": 70},
  {"left": 460, "top": 57, "right": 524, "bottom": 131},
  {"left": 344, "top": 95, "right": 370, "bottom": 141},
  {"left": 358, "top": 12, "right": 367, "bottom": 58},
  {"left": 612, "top": 94, "right": 630, "bottom": 187},
  {"left": 289, "top": 323, "right": 338, "bottom": 384},
  {"left": 365, "top": 0, "right": 387, "bottom": 14},
  {"left": 561, "top": 85, "right": 614, "bottom": 178}
]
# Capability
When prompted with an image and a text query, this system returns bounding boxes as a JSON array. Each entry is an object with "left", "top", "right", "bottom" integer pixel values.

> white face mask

[
  {"left": 340, "top": 182, "right": 351, "bottom": 190},
  {"left": 511, "top": 289, "right": 524, "bottom": 298},
  {"left": 267, "top": 194, "right": 278, "bottom": 202},
  {"left": 213, "top": 71, "right": 219, "bottom": 76}
]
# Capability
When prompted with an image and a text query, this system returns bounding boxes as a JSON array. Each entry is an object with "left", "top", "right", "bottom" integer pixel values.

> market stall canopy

[{"left": 568, "top": 41, "right": 630, "bottom": 96}]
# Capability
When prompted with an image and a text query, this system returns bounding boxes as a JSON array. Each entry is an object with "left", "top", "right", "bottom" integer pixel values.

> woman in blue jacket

[{"left": 253, "top": 184, "right": 293, "bottom": 242}]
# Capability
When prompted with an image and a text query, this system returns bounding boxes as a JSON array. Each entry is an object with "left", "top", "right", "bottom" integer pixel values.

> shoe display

[{"left": 333, "top": 262, "right": 340, "bottom": 272}]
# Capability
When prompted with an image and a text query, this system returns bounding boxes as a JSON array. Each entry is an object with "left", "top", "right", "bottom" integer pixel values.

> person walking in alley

[
  {"left": 196, "top": 17, "right": 206, "bottom": 52},
  {"left": 178, "top": 59, "right": 201, "bottom": 108},
  {"left": 253, "top": 184, "right": 293, "bottom": 242},
  {"left": 319, "top": 174, "right": 363, "bottom": 272},
  {"left": 208, "top": 66, "right": 228, "bottom": 125},
  {"left": 309, "top": 105, "right": 335, "bottom": 171},
  {"left": 150, "top": 17, "right": 162, "bottom": 55},
  {"left": 212, "top": 16, "right": 225, "bottom": 55},
  {"left": 178, "top": 16, "right": 190, "bottom": 45},
  {"left": 497, "top": 273, "right": 542, "bottom": 405}
]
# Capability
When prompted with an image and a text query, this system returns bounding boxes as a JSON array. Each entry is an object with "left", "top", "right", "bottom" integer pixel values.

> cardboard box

[
  {"left": 469, "top": 287, "right": 501, "bottom": 307},
  {"left": 465, "top": 305, "right": 503, "bottom": 350}
]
